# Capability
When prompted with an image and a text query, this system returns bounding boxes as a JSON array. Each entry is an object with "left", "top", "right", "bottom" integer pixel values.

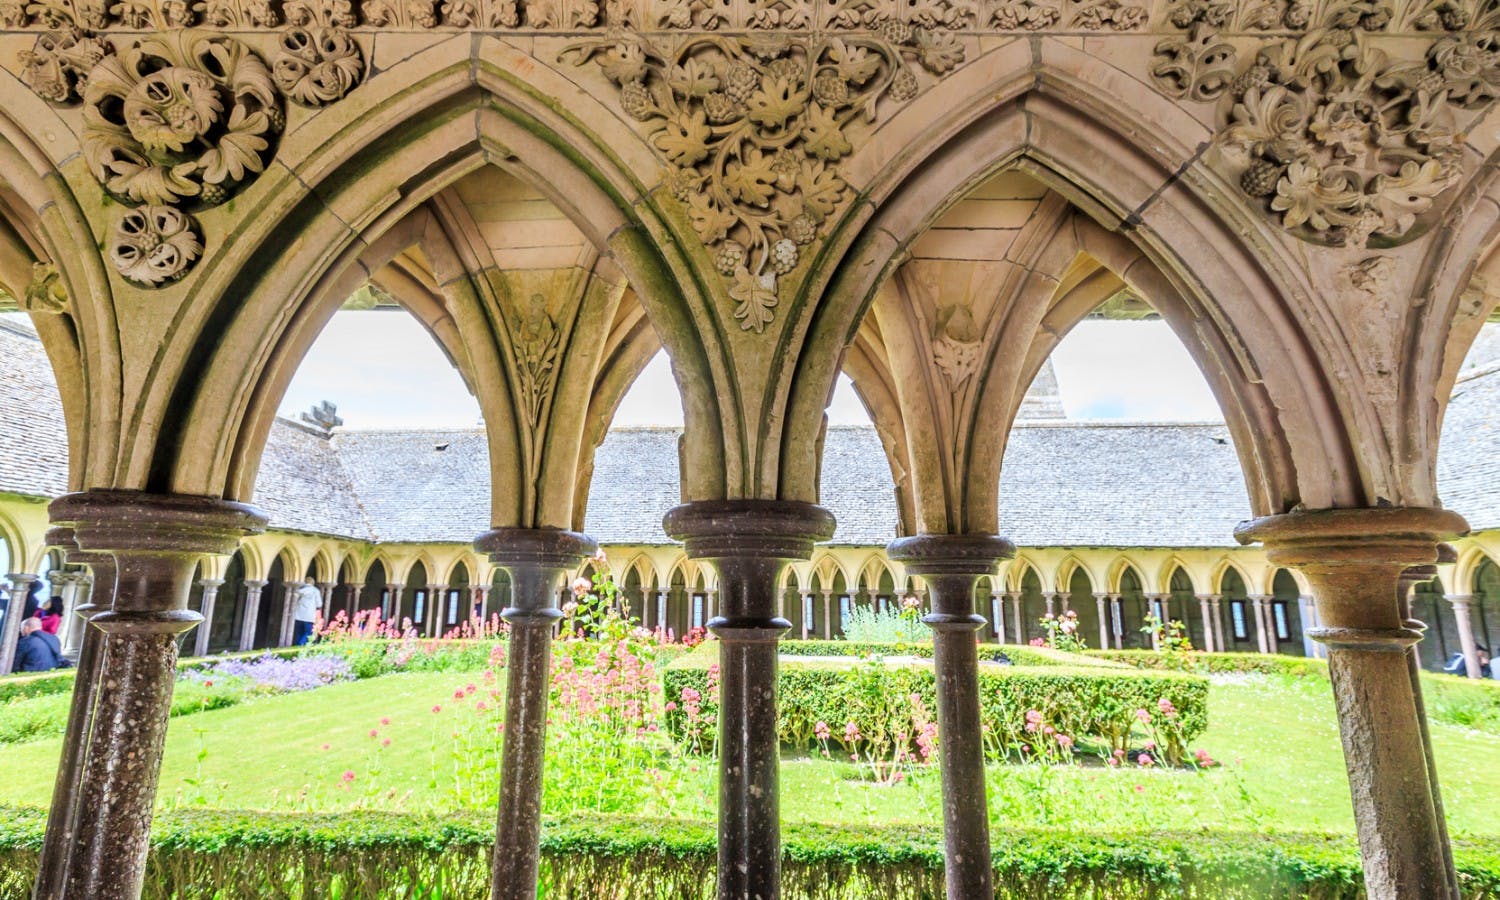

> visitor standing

[
  {"left": 38, "top": 598, "right": 61, "bottom": 635},
  {"left": 292, "top": 578, "right": 322, "bottom": 646},
  {"left": 14, "top": 618, "right": 67, "bottom": 672}
]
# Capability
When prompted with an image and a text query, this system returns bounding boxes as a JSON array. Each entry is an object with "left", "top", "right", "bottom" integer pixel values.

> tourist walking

[
  {"left": 292, "top": 578, "right": 322, "bottom": 646},
  {"left": 14, "top": 618, "right": 67, "bottom": 672}
]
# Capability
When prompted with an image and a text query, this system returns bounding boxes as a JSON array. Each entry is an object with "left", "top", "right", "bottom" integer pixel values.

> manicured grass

[{"left": 0, "top": 668, "right": 1494, "bottom": 838}]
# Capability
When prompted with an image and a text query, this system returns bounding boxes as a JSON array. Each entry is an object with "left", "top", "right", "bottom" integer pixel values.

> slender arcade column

[
  {"left": 192, "top": 580, "right": 223, "bottom": 658},
  {"left": 665, "top": 500, "right": 835, "bottom": 900},
  {"left": 35, "top": 530, "right": 115, "bottom": 900},
  {"left": 1009, "top": 594, "right": 1022, "bottom": 644},
  {"left": 1, "top": 573, "right": 36, "bottom": 673},
  {"left": 473, "top": 527, "right": 595, "bottom": 900},
  {"left": 1111, "top": 595, "right": 1125, "bottom": 649},
  {"left": 1196, "top": 594, "right": 1216, "bottom": 652},
  {"left": 1402, "top": 561, "right": 1460, "bottom": 900},
  {"left": 1236, "top": 508, "right": 1465, "bottom": 899},
  {"left": 59, "top": 574, "right": 94, "bottom": 660},
  {"left": 888, "top": 535, "right": 1014, "bottom": 900},
  {"left": 1444, "top": 594, "right": 1483, "bottom": 678},
  {"left": 1094, "top": 592, "right": 1111, "bottom": 651},
  {"left": 44, "top": 491, "right": 264, "bottom": 900},
  {"left": 238, "top": 580, "right": 266, "bottom": 651}
]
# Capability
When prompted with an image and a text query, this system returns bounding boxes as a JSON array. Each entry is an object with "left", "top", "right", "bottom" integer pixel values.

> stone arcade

[{"left": 1, "top": 1, "right": 1499, "bottom": 897}]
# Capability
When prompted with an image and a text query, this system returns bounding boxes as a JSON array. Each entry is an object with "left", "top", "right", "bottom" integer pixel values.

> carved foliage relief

[
  {"left": 568, "top": 29, "right": 967, "bottom": 330},
  {"left": 1150, "top": 0, "right": 1500, "bottom": 247},
  {"left": 15, "top": 11, "right": 366, "bottom": 286}
]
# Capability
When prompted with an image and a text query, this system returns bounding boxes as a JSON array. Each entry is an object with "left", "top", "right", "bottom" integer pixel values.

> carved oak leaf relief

[
  {"left": 1151, "top": 0, "right": 1500, "bottom": 247},
  {"left": 21, "top": 262, "right": 69, "bottom": 314},
  {"left": 514, "top": 293, "right": 561, "bottom": 430},
  {"left": 566, "top": 29, "right": 966, "bottom": 331}
]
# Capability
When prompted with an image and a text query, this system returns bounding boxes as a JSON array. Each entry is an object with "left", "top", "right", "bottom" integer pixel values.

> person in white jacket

[{"left": 292, "top": 577, "right": 323, "bottom": 646}]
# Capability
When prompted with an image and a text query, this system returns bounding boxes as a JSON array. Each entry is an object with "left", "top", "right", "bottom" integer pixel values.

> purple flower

[{"left": 183, "top": 653, "right": 354, "bottom": 693}]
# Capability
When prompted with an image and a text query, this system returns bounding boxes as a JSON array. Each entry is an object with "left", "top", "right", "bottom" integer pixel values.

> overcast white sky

[{"left": 278, "top": 313, "right": 1226, "bottom": 428}]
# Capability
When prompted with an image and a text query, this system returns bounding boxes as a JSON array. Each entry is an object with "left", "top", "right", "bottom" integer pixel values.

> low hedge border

[
  {"left": 1084, "top": 650, "right": 1330, "bottom": 679},
  {"left": 781, "top": 640, "right": 1128, "bottom": 669},
  {"left": 665, "top": 651, "right": 1209, "bottom": 757},
  {"left": 0, "top": 807, "right": 1493, "bottom": 898}
]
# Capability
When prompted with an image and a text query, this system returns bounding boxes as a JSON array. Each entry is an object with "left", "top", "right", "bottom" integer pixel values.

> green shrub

[
  {"left": 0, "top": 808, "right": 1494, "bottom": 898},
  {"left": 779, "top": 640, "right": 1125, "bottom": 669},
  {"left": 1423, "top": 673, "right": 1500, "bottom": 735},
  {"left": 1087, "top": 650, "right": 1331, "bottom": 679},
  {"left": 837, "top": 605, "right": 930, "bottom": 643},
  {"left": 0, "top": 671, "right": 74, "bottom": 704},
  {"left": 664, "top": 652, "right": 1208, "bottom": 762}
]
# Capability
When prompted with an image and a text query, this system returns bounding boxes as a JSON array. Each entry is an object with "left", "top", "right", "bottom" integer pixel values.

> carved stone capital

[
  {"left": 49, "top": 489, "right": 267, "bottom": 557},
  {"left": 885, "top": 533, "right": 1015, "bottom": 576},
  {"left": 473, "top": 526, "right": 596, "bottom": 571},
  {"left": 664, "top": 500, "right": 835, "bottom": 561}
]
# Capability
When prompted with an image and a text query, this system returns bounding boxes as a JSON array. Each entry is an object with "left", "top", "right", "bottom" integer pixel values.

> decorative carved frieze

[
  {"left": 567, "top": 28, "right": 964, "bottom": 329},
  {"left": 18, "top": 27, "right": 106, "bottom": 104},
  {"left": 1150, "top": 2, "right": 1500, "bottom": 247}
]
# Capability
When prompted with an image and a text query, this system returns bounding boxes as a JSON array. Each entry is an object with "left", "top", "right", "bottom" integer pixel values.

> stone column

[
  {"left": 470, "top": 585, "right": 487, "bottom": 624},
  {"left": 1044, "top": 592, "right": 1056, "bottom": 617},
  {"left": 34, "top": 529, "right": 112, "bottom": 900},
  {"left": 1009, "top": 593, "right": 1022, "bottom": 644},
  {"left": 473, "top": 527, "right": 595, "bottom": 900},
  {"left": 1444, "top": 594, "right": 1483, "bottom": 678},
  {"left": 317, "top": 582, "right": 334, "bottom": 623},
  {"left": 1111, "top": 595, "right": 1125, "bottom": 649},
  {"left": 1236, "top": 507, "right": 1464, "bottom": 899},
  {"left": 345, "top": 583, "right": 362, "bottom": 619},
  {"left": 385, "top": 583, "right": 403, "bottom": 625},
  {"left": 239, "top": 580, "right": 266, "bottom": 651},
  {"left": 990, "top": 593, "right": 1003, "bottom": 643},
  {"left": 665, "top": 500, "right": 835, "bottom": 900},
  {"left": 1196, "top": 594, "right": 1217, "bottom": 652},
  {"left": 277, "top": 582, "right": 298, "bottom": 647},
  {"left": 1094, "top": 592, "right": 1111, "bottom": 651},
  {"left": 1144, "top": 594, "right": 1162, "bottom": 649},
  {"left": 1211, "top": 596, "right": 1226, "bottom": 652},
  {"left": 707, "top": 588, "right": 719, "bottom": 623},
  {"left": 820, "top": 588, "right": 833, "bottom": 638},
  {"left": 0, "top": 573, "right": 36, "bottom": 673},
  {"left": 192, "top": 579, "right": 224, "bottom": 658},
  {"left": 1247, "top": 594, "right": 1270, "bottom": 653},
  {"left": 889, "top": 535, "right": 1013, "bottom": 900},
  {"left": 1302, "top": 595, "right": 1327, "bottom": 658},
  {"left": 59, "top": 574, "right": 94, "bottom": 660},
  {"left": 655, "top": 590, "right": 667, "bottom": 634},
  {"left": 800, "top": 592, "right": 812, "bottom": 640},
  {"left": 426, "top": 584, "right": 447, "bottom": 637},
  {"left": 44, "top": 491, "right": 263, "bottom": 900}
]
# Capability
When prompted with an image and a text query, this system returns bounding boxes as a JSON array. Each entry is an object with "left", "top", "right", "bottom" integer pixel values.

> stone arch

[
  {"left": 134, "top": 45, "right": 724, "bottom": 517},
  {"left": 237, "top": 541, "right": 268, "bottom": 582},
  {"left": 1007, "top": 556, "right": 1045, "bottom": 594},
  {"left": 1157, "top": 558, "right": 1200, "bottom": 596},
  {"left": 0, "top": 101, "right": 115, "bottom": 493},
  {"left": 309, "top": 546, "right": 339, "bottom": 584},
  {"left": 0, "top": 508, "right": 28, "bottom": 578},
  {"left": 780, "top": 44, "right": 1373, "bottom": 523},
  {"left": 1454, "top": 546, "right": 1497, "bottom": 596},
  {"left": 1213, "top": 559, "right": 1253, "bottom": 597},
  {"left": 1107, "top": 556, "right": 1146, "bottom": 595},
  {"left": 1056, "top": 555, "right": 1097, "bottom": 595}
]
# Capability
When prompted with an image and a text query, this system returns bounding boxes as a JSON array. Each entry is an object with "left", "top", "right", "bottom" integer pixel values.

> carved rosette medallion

[
  {"left": 568, "top": 28, "right": 966, "bottom": 330},
  {"left": 272, "top": 27, "right": 365, "bottom": 105},
  {"left": 109, "top": 205, "right": 204, "bottom": 286},
  {"left": 1151, "top": 0, "right": 1500, "bottom": 247},
  {"left": 18, "top": 27, "right": 107, "bottom": 103}
]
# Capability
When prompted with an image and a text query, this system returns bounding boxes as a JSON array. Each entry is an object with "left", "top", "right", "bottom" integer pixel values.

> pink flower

[
  {"left": 1135, "top": 708, "right": 1151, "bottom": 725},
  {"left": 432, "top": 705, "right": 442, "bottom": 714},
  {"left": 380, "top": 718, "right": 390, "bottom": 726},
  {"left": 204, "top": 680, "right": 213, "bottom": 688},
  {"left": 1158, "top": 697, "right": 1177, "bottom": 719},
  {"left": 320, "top": 743, "right": 330, "bottom": 750},
  {"left": 453, "top": 689, "right": 466, "bottom": 700},
  {"left": 368, "top": 729, "right": 379, "bottom": 738},
  {"left": 1133, "top": 783, "right": 1146, "bottom": 794},
  {"left": 815, "top": 721, "right": 831, "bottom": 741},
  {"left": 845, "top": 721, "right": 862, "bottom": 742},
  {"left": 1143, "top": 741, "right": 1156, "bottom": 751},
  {"left": 665, "top": 701, "right": 678, "bottom": 712},
  {"left": 341, "top": 770, "right": 356, "bottom": 783},
  {"left": 382, "top": 738, "right": 391, "bottom": 747},
  {"left": 1137, "top": 753, "right": 1154, "bottom": 768},
  {"left": 1055, "top": 734, "right": 1074, "bottom": 750}
]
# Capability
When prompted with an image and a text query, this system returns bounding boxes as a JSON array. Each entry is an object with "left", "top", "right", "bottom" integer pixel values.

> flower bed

[
  {"left": 664, "top": 646, "right": 1208, "bottom": 764},
  {"left": 0, "top": 807, "right": 1492, "bottom": 898}
]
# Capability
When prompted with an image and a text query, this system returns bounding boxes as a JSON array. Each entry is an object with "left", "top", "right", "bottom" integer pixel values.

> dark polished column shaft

[
  {"left": 34, "top": 532, "right": 115, "bottom": 900},
  {"left": 665, "top": 500, "right": 834, "bottom": 900},
  {"left": 888, "top": 535, "right": 1013, "bottom": 900},
  {"left": 1237, "top": 508, "right": 1463, "bottom": 900},
  {"left": 474, "top": 527, "right": 595, "bottom": 900},
  {"left": 46, "top": 491, "right": 264, "bottom": 900}
]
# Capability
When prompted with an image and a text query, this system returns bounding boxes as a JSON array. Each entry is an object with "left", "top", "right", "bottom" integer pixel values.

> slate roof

[
  {"left": 3, "top": 318, "right": 1500, "bottom": 547},
  {"left": 0, "top": 318, "right": 68, "bottom": 498}
]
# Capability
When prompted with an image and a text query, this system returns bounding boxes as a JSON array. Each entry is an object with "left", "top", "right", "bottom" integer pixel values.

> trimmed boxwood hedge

[
  {"left": 1085, "top": 650, "right": 1331, "bottom": 679},
  {"left": 664, "top": 649, "right": 1208, "bottom": 755},
  {"left": 781, "top": 640, "right": 1129, "bottom": 669},
  {"left": 0, "top": 807, "right": 1493, "bottom": 898}
]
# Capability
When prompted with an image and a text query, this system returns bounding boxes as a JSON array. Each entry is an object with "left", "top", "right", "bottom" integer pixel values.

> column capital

[
  {"left": 664, "top": 500, "right": 834, "bottom": 561},
  {"left": 1443, "top": 593, "right": 1475, "bottom": 604},
  {"left": 244, "top": 579, "right": 268, "bottom": 589},
  {"left": 196, "top": 579, "right": 225, "bottom": 589},
  {"left": 885, "top": 533, "right": 1015, "bottom": 576},
  {"left": 1195, "top": 592, "right": 1220, "bottom": 601},
  {"left": 473, "top": 526, "right": 596, "bottom": 571},
  {"left": 50, "top": 489, "right": 266, "bottom": 556},
  {"left": 1235, "top": 506, "right": 1467, "bottom": 569}
]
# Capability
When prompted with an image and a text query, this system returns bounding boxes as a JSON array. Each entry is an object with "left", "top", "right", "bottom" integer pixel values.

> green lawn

[{"left": 0, "top": 668, "right": 1494, "bottom": 837}]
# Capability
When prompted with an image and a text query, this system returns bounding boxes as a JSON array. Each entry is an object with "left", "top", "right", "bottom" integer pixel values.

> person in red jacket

[{"left": 38, "top": 597, "right": 61, "bottom": 635}]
